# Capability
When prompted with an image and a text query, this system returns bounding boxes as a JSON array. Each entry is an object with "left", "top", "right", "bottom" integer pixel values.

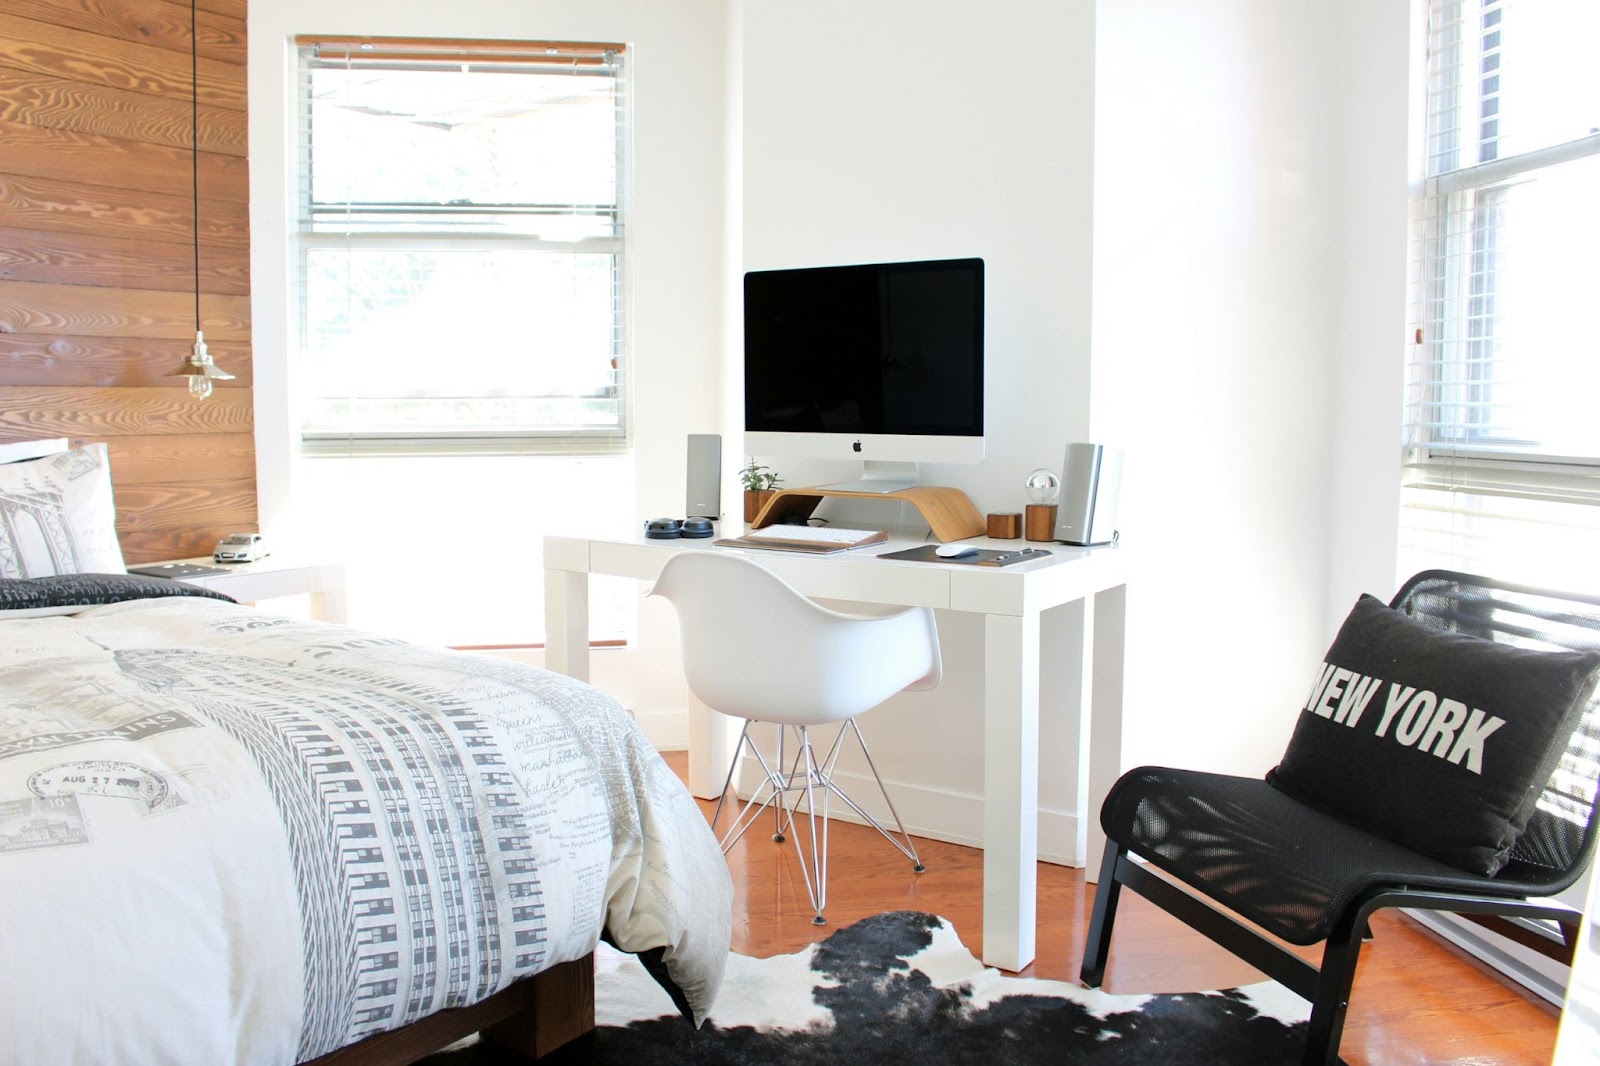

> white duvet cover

[{"left": 0, "top": 597, "right": 731, "bottom": 1065}]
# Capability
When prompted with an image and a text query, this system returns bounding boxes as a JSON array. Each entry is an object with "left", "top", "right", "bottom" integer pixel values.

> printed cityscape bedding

[{"left": 0, "top": 594, "right": 731, "bottom": 1065}]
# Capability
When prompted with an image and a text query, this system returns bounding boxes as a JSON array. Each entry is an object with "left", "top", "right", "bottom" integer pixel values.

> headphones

[{"left": 644, "top": 517, "right": 716, "bottom": 539}]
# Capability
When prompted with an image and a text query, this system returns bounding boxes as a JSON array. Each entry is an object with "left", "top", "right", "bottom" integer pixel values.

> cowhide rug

[{"left": 424, "top": 910, "right": 1311, "bottom": 1064}]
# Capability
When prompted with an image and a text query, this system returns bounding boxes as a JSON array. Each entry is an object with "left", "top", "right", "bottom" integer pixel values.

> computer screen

[{"left": 743, "top": 257, "right": 984, "bottom": 489}]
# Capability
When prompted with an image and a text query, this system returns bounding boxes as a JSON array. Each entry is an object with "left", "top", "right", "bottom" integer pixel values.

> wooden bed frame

[{"left": 302, "top": 954, "right": 595, "bottom": 1065}]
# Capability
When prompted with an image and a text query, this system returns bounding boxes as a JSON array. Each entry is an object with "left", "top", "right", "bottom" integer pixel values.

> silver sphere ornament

[{"left": 1025, "top": 468, "right": 1061, "bottom": 505}]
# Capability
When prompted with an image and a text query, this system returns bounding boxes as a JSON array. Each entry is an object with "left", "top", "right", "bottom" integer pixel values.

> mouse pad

[{"left": 878, "top": 545, "right": 1053, "bottom": 567}]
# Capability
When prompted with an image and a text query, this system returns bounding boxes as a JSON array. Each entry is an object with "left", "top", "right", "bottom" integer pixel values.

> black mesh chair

[{"left": 1080, "top": 570, "right": 1600, "bottom": 1065}]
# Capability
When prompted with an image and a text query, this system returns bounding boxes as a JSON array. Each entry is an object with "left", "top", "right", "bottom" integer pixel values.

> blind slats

[
  {"left": 293, "top": 38, "right": 630, "bottom": 453},
  {"left": 1400, "top": 0, "right": 1600, "bottom": 588}
]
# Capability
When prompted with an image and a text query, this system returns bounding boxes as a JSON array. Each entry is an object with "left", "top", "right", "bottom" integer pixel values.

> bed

[{"left": 0, "top": 572, "right": 732, "bottom": 1065}]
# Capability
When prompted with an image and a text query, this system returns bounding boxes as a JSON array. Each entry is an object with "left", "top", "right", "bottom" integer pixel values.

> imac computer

[{"left": 743, "top": 256, "right": 984, "bottom": 493}]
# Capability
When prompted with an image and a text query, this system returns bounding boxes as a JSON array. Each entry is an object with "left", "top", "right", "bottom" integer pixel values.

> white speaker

[
  {"left": 686, "top": 433, "right": 722, "bottom": 519},
  {"left": 1054, "top": 443, "right": 1122, "bottom": 546}
]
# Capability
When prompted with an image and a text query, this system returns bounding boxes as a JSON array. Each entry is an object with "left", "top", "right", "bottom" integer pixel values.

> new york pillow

[
  {"left": 0, "top": 443, "right": 126, "bottom": 578},
  {"left": 1267, "top": 594, "right": 1600, "bottom": 876}
]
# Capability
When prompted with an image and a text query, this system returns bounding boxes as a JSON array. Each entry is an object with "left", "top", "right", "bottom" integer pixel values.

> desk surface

[{"left": 544, "top": 530, "right": 1126, "bottom": 617}]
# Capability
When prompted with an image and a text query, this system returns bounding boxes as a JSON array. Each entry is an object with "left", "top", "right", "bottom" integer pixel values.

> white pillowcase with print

[
  {"left": 0, "top": 438, "right": 70, "bottom": 464},
  {"left": 0, "top": 443, "right": 126, "bottom": 578}
]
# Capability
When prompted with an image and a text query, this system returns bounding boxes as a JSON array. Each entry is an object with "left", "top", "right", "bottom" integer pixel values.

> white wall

[
  {"left": 1089, "top": 0, "right": 1347, "bottom": 776},
  {"left": 1091, "top": 0, "right": 1412, "bottom": 777},
  {"left": 742, "top": 0, "right": 1098, "bottom": 495},
  {"left": 247, "top": 0, "right": 734, "bottom": 738},
  {"left": 738, "top": 0, "right": 1100, "bottom": 859},
  {"left": 1323, "top": 0, "right": 1411, "bottom": 626}
]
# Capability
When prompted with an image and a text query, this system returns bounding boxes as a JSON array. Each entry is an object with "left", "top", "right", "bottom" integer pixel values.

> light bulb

[
  {"left": 1025, "top": 468, "right": 1060, "bottom": 506},
  {"left": 188, "top": 374, "right": 213, "bottom": 400}
]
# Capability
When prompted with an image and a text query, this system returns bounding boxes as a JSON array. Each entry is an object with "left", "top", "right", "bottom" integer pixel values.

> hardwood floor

[{"left": 663, "top": 752, "right": 1561, "bottom": 1065}]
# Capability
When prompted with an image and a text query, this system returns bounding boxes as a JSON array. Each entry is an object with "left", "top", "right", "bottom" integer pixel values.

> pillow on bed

[
  {"left": 0, "top": 437, "right": 70, "bottom": 464},
  {"left": 0, "top": 443, "right": 125, "bottom": 578},
  {"left": 1267, "top": 593, "right": 1600, "bottom": 876},
  {"left": 0, "top": 573, "right": 236, "bottom": 614}
]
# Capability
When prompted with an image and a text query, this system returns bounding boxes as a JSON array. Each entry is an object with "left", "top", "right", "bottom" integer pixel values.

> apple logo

[{"left": 852, "top": 440, "right": 863, "bottom": 453}]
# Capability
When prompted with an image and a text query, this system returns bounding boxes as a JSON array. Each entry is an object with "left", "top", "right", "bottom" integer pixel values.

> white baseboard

[
  {"left": 727, "top": 753, "right": 1083, "bottom": 867},
  {"left": 631, "top": 707, "right": 688, "bottom": 751},
  {"left": 1406, "top": 910, "right": 1571, "bottom": 1006}
]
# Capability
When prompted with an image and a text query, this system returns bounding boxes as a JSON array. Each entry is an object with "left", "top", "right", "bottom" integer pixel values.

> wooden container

[
  {"left": 986, "top": 512, "right": 1022, "bottom": 539},
  {"left": 743, "top": 490, "right": 775, "bottom": 523},
  {"left": 1024, "top": 504, "right": 1058, "bottom": 542}
]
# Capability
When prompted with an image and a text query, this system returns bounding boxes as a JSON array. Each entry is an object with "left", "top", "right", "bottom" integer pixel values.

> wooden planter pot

[{"left": 743, "top": 490, "right": 775, "bottom": 523}]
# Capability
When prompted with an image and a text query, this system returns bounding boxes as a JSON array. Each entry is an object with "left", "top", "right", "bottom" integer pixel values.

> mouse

[{"left": 934, "top": 542, "right": 980, "bottom": 558}]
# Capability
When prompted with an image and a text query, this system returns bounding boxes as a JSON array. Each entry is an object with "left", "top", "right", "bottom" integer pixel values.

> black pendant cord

[{"left": 191, "top": 0, "right": 200, "bottom": 336}]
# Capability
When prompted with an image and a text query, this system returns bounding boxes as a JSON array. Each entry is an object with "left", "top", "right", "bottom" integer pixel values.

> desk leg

[
  {"left": 543, "top": 568, "right": 590, "bottom": 683},
  {"left": 685, "top": 695, "right": 738, "bottom": 801},
  {"left": 1084, "top": 584, "right": 1127, "bottom": 883},
  {"left": 983, "top": 610, "right": 1041, "bottom": 972}
]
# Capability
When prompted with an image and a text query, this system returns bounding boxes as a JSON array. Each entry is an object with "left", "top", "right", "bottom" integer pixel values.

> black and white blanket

[{"left": 0, "top": 595, "right": 731, "bottom": 1065}]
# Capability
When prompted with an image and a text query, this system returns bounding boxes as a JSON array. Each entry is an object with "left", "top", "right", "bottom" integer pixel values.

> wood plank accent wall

[{"left": 0, "top": 0, "right": 255, "bottom": 564}]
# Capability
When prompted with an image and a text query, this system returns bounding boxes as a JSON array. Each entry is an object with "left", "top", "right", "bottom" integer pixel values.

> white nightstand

[{"left": 142, "top": 556, "right": 347, "bottom": 624}]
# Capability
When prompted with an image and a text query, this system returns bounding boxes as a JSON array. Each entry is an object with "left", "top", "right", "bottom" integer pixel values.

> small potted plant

[{"left": 739, "top": 459, "right": 783, "bottom": 522}]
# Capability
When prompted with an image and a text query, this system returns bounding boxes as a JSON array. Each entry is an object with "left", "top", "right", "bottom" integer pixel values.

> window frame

[
  {"left": 292, "top": 37, "right": 632, "bottom": 457},
  {"left": 1400, "top": 0, "right": 1600, "bottom": 583},
  {"left": 1407, "top": 0, "right": 1600, "bottom": 474}
]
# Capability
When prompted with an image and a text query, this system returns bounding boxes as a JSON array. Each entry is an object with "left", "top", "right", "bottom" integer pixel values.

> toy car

[{"left": 214, "top": 532, "right": 269, "bottom": 563}]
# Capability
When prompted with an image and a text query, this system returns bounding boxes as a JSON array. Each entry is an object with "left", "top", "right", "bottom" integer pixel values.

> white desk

[{"left": 543, "top": 531, "right": 1127, "bottom": 972}]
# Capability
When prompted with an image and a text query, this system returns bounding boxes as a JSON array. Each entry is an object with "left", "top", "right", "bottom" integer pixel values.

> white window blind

[
  {"left": 1402, "top": 0, "right": 1600, "bottom": 588},
  {"left": 294, "top": 37, "right": 629, "bottom": 454}
]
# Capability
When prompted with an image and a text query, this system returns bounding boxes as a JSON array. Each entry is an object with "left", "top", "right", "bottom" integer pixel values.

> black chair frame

[{"left": 1080, "top": 570, "right": 1600, "bottom": 1066}]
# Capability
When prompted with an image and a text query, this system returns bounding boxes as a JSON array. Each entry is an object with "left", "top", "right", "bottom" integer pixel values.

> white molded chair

[{"left": 649, "top": 550, "right": 941, "bottom": 925}]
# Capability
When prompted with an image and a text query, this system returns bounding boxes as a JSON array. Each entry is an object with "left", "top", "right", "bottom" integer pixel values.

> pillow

[
  {"left": 0, "top": 438, "right": 70, "bottom": 464},
  {"left": 1267, "top": 593, "right": 1600, "bottom": 876},
  {"left": 0, "top": 443, "right": 125, "bottom": 578},
  {"left": 0, "top": 573, "right": 236, "bottom": 613}
]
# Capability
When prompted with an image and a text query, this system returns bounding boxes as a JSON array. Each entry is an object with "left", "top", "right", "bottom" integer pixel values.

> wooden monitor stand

[{"left": 751, "top": 485, "right": 986, "bottom": 543}]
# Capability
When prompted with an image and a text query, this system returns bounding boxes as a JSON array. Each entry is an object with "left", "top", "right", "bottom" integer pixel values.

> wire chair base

[{"left": 710, "top": 720, "right": 924, "bottom": 924}]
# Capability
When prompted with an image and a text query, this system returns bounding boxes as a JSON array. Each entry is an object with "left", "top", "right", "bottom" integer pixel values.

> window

[
  {"left": 1402, "top": 0, "right": 1600, "bottom": 585},
  {"left": 289, "top": 38, "right": 635, "bottom": 650},
  {"left": 295, "top": 37, "right": 628, "bottom": 454}
]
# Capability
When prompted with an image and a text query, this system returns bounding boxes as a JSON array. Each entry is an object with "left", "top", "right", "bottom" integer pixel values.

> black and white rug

[{"left": 428, "top": 911, "right": 1311, "bottom": 1064}]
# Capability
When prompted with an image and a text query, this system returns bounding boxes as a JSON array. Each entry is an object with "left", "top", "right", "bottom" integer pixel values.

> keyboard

[
  {"left": 745, "top": 524, "right": 883, "bottom": 545},
  {"left": 718, "top": 524, "right": 890, "bottom": 553}
]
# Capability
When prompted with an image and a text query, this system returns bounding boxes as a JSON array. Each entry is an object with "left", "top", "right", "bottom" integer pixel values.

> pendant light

[{"left": 168, "top": 0, "right": 233, "bottom": 400}]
